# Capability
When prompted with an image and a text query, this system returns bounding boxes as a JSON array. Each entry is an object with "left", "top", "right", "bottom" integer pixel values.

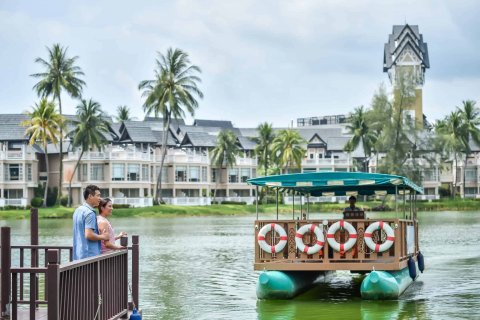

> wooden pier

[{"left": 0, "top": 209, "right": 140, "bottom": 320}]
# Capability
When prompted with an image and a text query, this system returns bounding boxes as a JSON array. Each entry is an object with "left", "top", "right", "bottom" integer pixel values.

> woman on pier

[{"left": 97, "top": 198, "right": 127, "bottom": 253}]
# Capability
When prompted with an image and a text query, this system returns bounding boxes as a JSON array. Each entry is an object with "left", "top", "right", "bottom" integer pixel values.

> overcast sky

[{"left": 1, "top": 0, "right": 479, "bottom": 128}]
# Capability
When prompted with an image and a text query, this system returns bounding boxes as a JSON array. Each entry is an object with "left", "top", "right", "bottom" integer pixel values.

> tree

[
  {"left": 138, "top": 48, "right": 203, "bottom": 204},
  {"left": 31, "top": 44, "right": 86, "bottom": 201},
  {"left": 271, "top": 129, "right": 306, "bottom": 174},
  {"left": 210, "top": 130, "right": 241, "bottom": 202},
  {"left": 344, "top": 106, "right": 377, "bottom": 171},
  {"left": 457, "top": 100, "right": 480, "bottom": 197},
  {"left": 67, "top": 99, "right": 110, "bottom": 206},
  {"left": 435, "top": 111, "right": 468, "bottom": 198},
  {"left": 22, "top": 99, "right": 63, "bottom": 207},
  {"left": 253, "top": 122, "right": 275, "bottom": 176},
  {"left": 115, "top": 105, "right": 132, "bottom": 122}
]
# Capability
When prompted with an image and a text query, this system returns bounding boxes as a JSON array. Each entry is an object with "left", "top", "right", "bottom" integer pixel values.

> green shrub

[
  {"left": 113, "top": 204, "right": 130, "bottom": 209},
  {"left": 220, "top": 201, "right": 247, "bottom": 205},
  {"left": 46, "top": 187, "right": 58, "bottom": 207},
  {"left": 60, "top": 195, "right": 68, "bottom": 206},
  {"left": 31, "top": 197, "right": 44, "bottom": 208}
]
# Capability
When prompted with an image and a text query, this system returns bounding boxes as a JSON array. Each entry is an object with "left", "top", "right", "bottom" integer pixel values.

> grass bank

[{"left": 0, "top": 198, "right": 478, "bottom": 220}]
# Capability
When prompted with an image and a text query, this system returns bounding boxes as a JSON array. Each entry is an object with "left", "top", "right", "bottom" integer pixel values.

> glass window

[
  {"left": 211, "top": 168, "right": 218, "bottom": 183},
  {"left": 189, "top": 166, "right": 200, "bottom": 182},
  {"left": 27, "top": 164, "right": 32, "bottom": 181},
  {"left": 240, "top": 168, "right": 250, "bottom": 182},
  {"left": 465, "top": 168, "right": 477, "bottom": 182},
  {"left": 3, "top": 189, "right": 23, "bottom": 198},
  {"left": 175, "top": 166, "right": 187, "bottom": 182},
  {"left": 202, "top": 167, "right": 207, "bottom": 182},
  {"left": 127, "top": 164, "right": 140, "bottom": 181},
  {"left": 142, "top": 164, "right": 149, "bottom": 181},
  {"left": 112, "top": 163, "right": 125, "bottom": 181},
  {"left": 252, "top": 168, "right": 256, "bottom": 178},
  {"left": 90, "top": 164, "right": 104, "bottom": 181},
  {"left": 8, "top": 164, "right": 21, "bottom": 181},
  {"left": 228, "top": 168, "right": 239, "bottom": 183}
]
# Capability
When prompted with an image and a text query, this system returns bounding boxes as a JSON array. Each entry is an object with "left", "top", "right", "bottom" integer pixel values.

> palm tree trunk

[
  {"left": 213, "top": 168, "right": 219, "bottom": 203},
  {"left": 463, "top": 153, "right": 468, "bottom": 199},
  {"left": 57, "top": 95, "right": 64, "bottom": 202},
  {"left": 43, "top": 143, "right": 49, "bottom": 208},
  {"left": 155, "top": 116, "right": 171, "bottom": 204},
  {"left": 454, "top": 153, "right": 458, "bottom": 199},
  {"left": 68, "top": 150, "right": 84, "bottom": 207}
]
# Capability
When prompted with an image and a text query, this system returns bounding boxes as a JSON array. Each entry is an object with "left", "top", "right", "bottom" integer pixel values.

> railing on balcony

[
  {"left": 0, "top": 198, "right": 28, "bottom": 208},
  {"left": 164, "top": 154, "right": 210, "bottom": 164},
  {"left": 284, "top": 196, "right": 348, "bottom": 204},
  {"left": 111, "top": 197, "right": 153, "bottom": 208},
  {"left": 0, "top": 151, "right": 36, "bottom": 161},
  {"left": 236, "top": 158, "right": 257, "bottom": 166},
  {"left": 163, "top": 197, "right": 211, "bottom": 206},
  {"left": 215, "top": 197, "right": 255, "bottom": 204},
  {"left": 67, "top": 150, "right": 152, "bottom": 161}
]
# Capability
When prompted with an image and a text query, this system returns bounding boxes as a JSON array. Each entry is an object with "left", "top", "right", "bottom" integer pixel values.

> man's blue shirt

[{"left": 72, "top": 203, "right": 101, "bottom": 260}]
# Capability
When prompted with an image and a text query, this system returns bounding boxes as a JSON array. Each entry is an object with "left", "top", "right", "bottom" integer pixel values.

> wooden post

[
  {"left": 1, "top": 227, "right": 11, "bottom": 318},
  {"left": 132, "top": 235, "right": 139, "bottom": 310},
  {"left": 47, "top": 250, "right": 60, "bottom": 320},
  {"left": 255, "top": 186, "right": 259, "bottom": 220}
]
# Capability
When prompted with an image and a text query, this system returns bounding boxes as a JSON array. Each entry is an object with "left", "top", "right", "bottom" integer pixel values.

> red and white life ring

[
  {"left": 295, "top": 224, "right": 325, "bottom": 255},
  {"left": 364, "top": 221, "right": 395, "bottom": 252},
  {"left": 257, "top": 223, "right": 288, "bottom": 254},
  {"left": 326, "top": 220, "right": 357, "bottom": 252}
]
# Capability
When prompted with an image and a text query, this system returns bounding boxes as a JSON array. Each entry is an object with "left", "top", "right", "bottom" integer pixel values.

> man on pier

[{"left": 72, "top": 185, "right": 109, "bottom": 260}]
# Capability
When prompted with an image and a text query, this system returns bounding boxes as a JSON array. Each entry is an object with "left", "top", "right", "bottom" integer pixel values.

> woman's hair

[{"left": 98, "top": 197, "right": 112, "bottom": 214}]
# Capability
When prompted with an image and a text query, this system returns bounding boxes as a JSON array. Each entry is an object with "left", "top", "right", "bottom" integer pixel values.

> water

[{"left": 2, "top": 211, "right": 480, "bottom": 320}]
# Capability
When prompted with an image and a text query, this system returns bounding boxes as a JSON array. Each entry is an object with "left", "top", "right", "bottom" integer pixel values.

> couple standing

[{"left": 72, "top": 185, "right": 126, "bottom": 260}]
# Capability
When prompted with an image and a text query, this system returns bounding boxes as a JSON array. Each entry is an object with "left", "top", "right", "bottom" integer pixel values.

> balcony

[
  {"left": 164, "top": 153, "right": 209, "bottom": 164},
  {"left": 163, "top": 197, "right": 211, "bottom": 206},
  {"left": 236, "top": 157, "right": 257, "bottom": 166},
  {"left": 111, "top": 197, "right": 153, "bottom": 208},
  {"left": 66, "top": 150, "right": 152, "bottom": 161},
  {"left": 0, "top": 198, "right": 28, "bottom": 207},
  {"left": 215, "top": 196, "right": 255, "bottom": 204},
  {"left": 0, "top": 150, "right": 36, "bottom": 161}
]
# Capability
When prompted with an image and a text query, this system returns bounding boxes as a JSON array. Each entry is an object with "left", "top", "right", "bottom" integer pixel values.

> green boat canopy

[{"left": 247, "top": 172, "right": 423, "bottom": 196}]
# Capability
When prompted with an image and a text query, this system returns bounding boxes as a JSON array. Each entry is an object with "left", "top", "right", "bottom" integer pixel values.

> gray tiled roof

[
  {"left": 384, "top": 24, "right": 429, "bottom": 71},
  {"left": 194, "top": 119, "right": 233, "bottom": 128},
  {"left": 0, "top": 124, "right": 29, "bottom": 141},
  {"left": 181, "top": 132, "right": 217, "bottom": 147},
  {"left": 120, "top": 121, "right": 159, "bottom": 143},
  {"left": 237, "top": 136, "right": 256, "bottom": 150},
  {"left": 151, "top": 130, "right": 179, "bottom": 146}
]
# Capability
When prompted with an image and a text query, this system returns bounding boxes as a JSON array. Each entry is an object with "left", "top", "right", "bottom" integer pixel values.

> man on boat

[
  {"left": 344, "top": 195, "right": 362, "bottom": 212},
  {"left": 72, "top": 185, "right": 109, "bottom": 260}
]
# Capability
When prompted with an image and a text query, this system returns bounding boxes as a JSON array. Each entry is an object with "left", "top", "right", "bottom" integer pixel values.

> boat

[{"left": 247, "top": 171, "right": 425, "bottom": 300}]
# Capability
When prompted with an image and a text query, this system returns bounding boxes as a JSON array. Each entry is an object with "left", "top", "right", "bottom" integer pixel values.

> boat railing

[{"left": 254, "top": 218, "right": 418, "bottom": 271}]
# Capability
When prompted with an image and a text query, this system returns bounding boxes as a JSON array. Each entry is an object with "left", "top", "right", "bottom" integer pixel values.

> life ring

[
  {"left": 295, "top": 224, "right": 325, "bottom": 255},
  {"left": 364, "top": 221, "right": 395, "bottom": 252},
  {"left": 257, "top": 223, "right": 288, "bottom": 254},
  {"left": 326, "top": 220, "right": 357, "bottom": 252}
]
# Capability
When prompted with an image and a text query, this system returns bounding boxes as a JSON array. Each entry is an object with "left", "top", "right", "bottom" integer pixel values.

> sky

[{"left": 1, "top": 0, "right": 479, "bottom": 128}]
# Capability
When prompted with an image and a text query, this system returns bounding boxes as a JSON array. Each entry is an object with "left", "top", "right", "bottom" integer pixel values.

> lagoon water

[{"left": 2, "top": 211, "right": 480, "bottom": 319}]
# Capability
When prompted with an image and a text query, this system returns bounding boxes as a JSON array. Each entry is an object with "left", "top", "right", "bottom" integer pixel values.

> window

[
  {"left": 27, "top": 164, "right": 32, "bottom": 181},
  {"left": 423, "top": 169, "right": 438, "bottom": 182},
  {"left": 189, "top": 166, "right": 200, "bottom": 182},
  {"left": 142, "top": 165, "right": 149, "bottom": 181},
  {"left": 240, "top": 168, "right": 250, "bottom": 182},
  {"left": 127, "top": 164, "right": 140, "bottom": 181},
  {"left": 154, "top": 166, "right": 168, "bottom": 183},
  {"left": 77, "top": 164, "right": 88, "bottom": 181},
  {"left": 90, "top": 164, "right": 104, "bottom": 181},
  {"left": 228, "top": 168, "right": 239, "bottom": 183},
  {"left": 465, "top": 168, "right": 477, "bottom": 182},
  {"left": 3, "top": 189, "right": 23, "bottom": 198},
  {"left": 211, "top": 168, "right": 218, "bottom": 183},
  {"left": 252, "top": 168, "right": 256, "bottom": 178},
  {"left": 175, "top": 166, "right": 187, "bottom": 182},
  {"left": 7, "top": 164, "right": 22, "bottom": 181},
  {"left": 112, "top": 164, "right": 125, "bottom": 181},
  {"left": 202, "top": 167, "right": 207, "bottom": 182},
  {"left": 113, "top": 188, "right": 139, "bottom": 198}
]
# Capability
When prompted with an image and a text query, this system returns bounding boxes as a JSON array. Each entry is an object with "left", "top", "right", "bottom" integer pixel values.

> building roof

[
  {"left": 237, "top": 136, "right": 256, "bottom": 150},
  {"left": 180, "top": 132, "right": 218, "bottom": 147},
  {"left": 193, "top": 119, "right": 234, "bottom": 129}
]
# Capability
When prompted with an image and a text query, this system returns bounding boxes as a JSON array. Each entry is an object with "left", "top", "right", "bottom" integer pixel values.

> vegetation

[
  {"left": 67, "top": 99, "right": 111, "bottom": 206},
  {"left": 139, "top": 48, "right": 203, "bottom": 203},
  {"left": 22, "top": 99, "right": 64, "bottom": 207},
  {"left": 210, "top": 130, "right": 241, "bottom": 201},
  {"left": 344, "top": 106, "right": 376, "bottom": 171},
  {"left": 271, "top": 129, "right": 306, "bottom": 173},
  {"left": 253, "top": 122, "right": 276, "bottom": 176},
  {"left": 31, "top": 44, "right": 86, "bottom": 201},
  {"left": 115, "top": 105, "right": 132, "bottom": 122}
]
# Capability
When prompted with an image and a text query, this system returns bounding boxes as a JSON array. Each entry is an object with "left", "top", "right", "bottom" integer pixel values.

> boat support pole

[
  {"left": 292, "top": 191, "right": 295, "bottom": 219},
  {"left": 395, "top": 185, "right": 398, "bottom": 218},
  {"left": 300, "top": 194, "right": 303, "bottom": 219},
  {"left": 403, "top": 186, "right": 406, "bottom": 219},
  {"left": 276, "top": 188, "right": 279, "bottom": 220},
  {"left": 307, "top": 194, "right": 310, "bottom": 220},
  {"left": 256, "top": 186, "right": 259, "bottom": 220}
]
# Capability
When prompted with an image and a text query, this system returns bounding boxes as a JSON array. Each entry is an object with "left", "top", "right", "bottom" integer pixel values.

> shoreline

[{"left": 0, "top": 199, "right": 479, "bottom": 220}]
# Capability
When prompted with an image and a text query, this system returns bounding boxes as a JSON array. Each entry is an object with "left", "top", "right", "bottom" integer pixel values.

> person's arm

[
  {"left": 115, "top": 231, "right": 127, "bottom": 240},
  {"left": 84, "top": 212, "right": 109, "bottom": 241},
  {"left": 97, "top": 220, "right": 125, "bottom": 249}
]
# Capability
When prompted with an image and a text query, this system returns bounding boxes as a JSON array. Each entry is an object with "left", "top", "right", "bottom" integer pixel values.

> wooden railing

[
  {"left": 254, "top": 219, "right": 418, "bottom": 271},
  {"left": 1, "top": 209, "right": 140, "bottom": 320}
]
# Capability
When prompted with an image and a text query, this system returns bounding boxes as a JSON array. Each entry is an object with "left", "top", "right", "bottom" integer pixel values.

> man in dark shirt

[{"left": 344, "top": 195, "right": 361, "bottom": 212}]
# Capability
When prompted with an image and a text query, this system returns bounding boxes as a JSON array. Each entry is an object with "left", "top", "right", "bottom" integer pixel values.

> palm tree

[
  {"left": 22, "top": 99, "right": 63, "bottom": 207},
  {"left": 457, "top": 100, "right": 480, "bottom": 197},
  {"left": 67, "top": 99, "right": 110, "bottom": 206},
  {"left": 138, "top": 48, "right": 203, "bottom": 203},
  {"left": 271, "top": 129, "right": 306, "bottom": 174},
  {"left": 435, "top": 111, "right": 468, "bottom": 198},
  {"left": 31, "top": 44, "right": 86, "bottom": 201},
  {"left": 115, "top": 105, "right": 131, "bottom": 122},
  {"left": 253, "top": 122, "right": 275, "bottom": 176},
  {"left": 344, "top": 106, "right": 377, "bottom": 172},
  {"left": 210, "top": 130, "right": 241, "bottom": 202}
]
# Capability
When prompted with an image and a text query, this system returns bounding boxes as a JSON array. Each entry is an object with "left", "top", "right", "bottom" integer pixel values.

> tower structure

[{"left": 383, "top": 24, "right": 429, "bottom": 127}]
